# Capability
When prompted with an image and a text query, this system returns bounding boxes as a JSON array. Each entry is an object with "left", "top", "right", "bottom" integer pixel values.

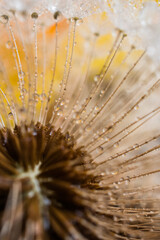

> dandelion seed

[{"left": 0, "top": 0, "right": 159, "bottom": 239}]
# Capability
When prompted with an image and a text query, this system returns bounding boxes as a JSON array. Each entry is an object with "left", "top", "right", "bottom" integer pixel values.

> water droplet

[
  {"left": 40, "top": 93, "right": 47, "bottom": 101},
  {"left": 111, "top": 171, "right": 118, "bottom": 175},
  {"left": 94, "top": 32, "right": 100, "bottom": 37},
  {"left": 40, "top": 72, "right": 44, "bottom": 78},
  {"left": 0, "top": 15, "right": 9, "bottom": 24},
  {"left": 133, "top": 144, "right": 139, "bottom": 150},
  {"left": 86, "top": 125, "right": 91, "bottom": 132},
  {"left": 32, "top": 131, "right": 37, "bottom": 136},
  {"left": 22, "top": 88, "right": 28, "bottom": 96},
  {"left": 76, "top": 119, "right": 82, "bottom": 124},
  {"left": 94, "top": 75, "right": 100, "bottom": 82},
  {"left": 108, "top": 125, "right": 113, "bottom": 133},
  {"left": 19, "top": 107, "right": 26, "bottom": 122},
  {"left": 53, "top": 11, "right": 61, "bottom": 20},
  {"left": 97, "top": 146, "right": 104, "bottom": 153},
  {"left": 94, "top": 105, "right": 99, "bottom": 111},
  {"left": 114, "top": 142, "right": 119, "bottom": 148},
  {"left": 54, "top": 105, "right": 60, "bottom": 112},
  {"left": 76, "top": 18, "right": 83, "bottom": 26},
  {"left": 34, "top": 93, "right": 39, "bottom": 102},
  {"left": 134, "top": 104, "right": 139, "bottom": 110},
  {"left": 57, "top": 109, "right": 62, "bottom": 116},
  {"left": 8, "top": 112, "right": 13, "bottom": 119},
  {"left": 60, "top": 100, "right": 65, "bottom": 106},
  {"left": 125, "top": 179, "right": 130, "bottom": 185},
  {"left": 18, "top": 71, "right": 25, "bottom": 79},
  {"left": 125, "top": 176, "right": 130, "bottom": 185},
  {"left": 6, "top": 41, "right": 12, "bottom": 49},
  {"left": 31, "top": 12, "right": 38, "bottom": 19},
  {"left": 100, "top": 90, "right": 104, "bottom": 97}
]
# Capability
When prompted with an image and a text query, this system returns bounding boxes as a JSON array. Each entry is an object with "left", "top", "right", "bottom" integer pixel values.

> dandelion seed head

[{"left": 0, "top": 0, "right": 159, "bottom": 239}]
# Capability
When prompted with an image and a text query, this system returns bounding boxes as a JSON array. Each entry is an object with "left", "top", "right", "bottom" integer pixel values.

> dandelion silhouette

[{"left": 0, "top": 1, "right": 160, "bottom": 239}]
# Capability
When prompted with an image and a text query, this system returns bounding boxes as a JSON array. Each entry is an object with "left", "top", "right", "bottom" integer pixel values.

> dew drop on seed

[
  {"left": 114, "top": 142, "right": 119, "bottom": 148},
  {"left": 100, "top": 90, "right": 105, "bottom": 97},
  {"left": 94, "top": 32, "right": 100, "bottom": 37},
  {"left": 8, "top": 112, "right": 13, "bottom": 119},
  {"left": 108, "top": 126, "right": 113, "bottom": 132},
  {"left": 0, "top": 15, "right": 9, "bottom": 24},
  {"left": 133, "top": 144, "right": 139, "bottom": 150},
  {"left": 95, "top": 105, "right": 99, "bottom": 111},
  {"left": 60, "top": 100, "right": 65, "bottom": 106},
  {"left": 18, "top": 71, "right": 25, "bottom": 79},
  {"left": 54, "top": 106, "right": 60, "bottom": 112},
  {"left": 22, "top": 88, "right": 28, "bottom": 96},
  {"left": 40, "top": 93, "right": 47, "bottom": 101},
  {"left": 111, "top": 171, "right": 118, "bottom": 175},
  {"left": 76, "top": 119, "right": 82, "bottom": 124},
  {"left": 19, "top": 95, "right": 24, "bottom": 100},
  {"left": 86, "top": 125, "right": 91, "bottom": 132},
  {"left": 76, "top": 18, "right": 83, "bottom": 26},
  {"left": 53, "top": 11, "right": 61, "bottom": 20},
  {"left": 97, "top": 146, "right": 104, "bottom": 153},
  {"left": 28, "top": 191, "right": 34, "bottom": 198},
  {"left": 94, "top": 75, "right": 100, "bottom": 82},
  {"left": 57, "top": 109, "right": 62, "bottom": 116},
  {"left": 34, "top": 93, "right": 39, "bottom": 102},
  {"left": 104, "top": 136, "right": 110, "bottom": 142},
  {"left": 134, "top": 104, "right": 139, "bottom": 110},
  {"left": 40, "top": 72, "right": 44, "bottom": 78},
  {"left": 19, "top": 108, "right": 26, "bottom": 121},
  {"left": 32, "top": 131, "right": 37, "bottom": 136},
  {"left": 31, "top": 12, "right": 38, "bottom": 19},
  {"left": 6, "top": 41, "right": 12, "bottom": 49},
  {"left": 125, "top": 179, "right": 130, "bottom": 185}
]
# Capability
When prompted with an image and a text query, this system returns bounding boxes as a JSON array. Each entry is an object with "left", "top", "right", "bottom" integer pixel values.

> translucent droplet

[
  {"left": 22, "top": 88, "right": 28, "bottom": 96},
  {"left": 86, "top": 125, "right": 91, "bottom": 132},
  {"left": 125, "top": 179, "right": 130, "bottom": 185},
  {"left": 6, "top": 41, "right": 12, "bottom": 49},
  {"left": 94, "top": 105, "right": 99, "bottom": 111},
  {"left": 126, "top": 176, "right": 130, "bottom": 185},
  {"left": 94, "top": 32, "right": 100, "bottom": 37},
  {"left": 19, "top": 107, "right": 26, "bottom": 122},
  {"left": 114, "top": 142, "right": 119, "bottom": 148},
  {"left": 104, "top": 136, "right": 109, "bottom": 142},
  {"left": 40, "top": 93, "right": 47, "bottom": 101},
  {"left": 57, "top": 109, "right": 62, "bottom": 116},
  {"left": 32, "top": 131, "right": 37, "bottom": 136},
  {"left": 111, "top": 171, "right": 118, "bottom": 175},
  {"left": 31, "top": 12, "right": 38, "bottom": 19},
  {"left": 76, "top": 18, "right": 83, "bottom": 26},
  {"left": 100, "top": 90, "right": 104, "bottom": 97},
  {"left": 60, "top": 100, "right": 65, "bottom": 106},
  {"left": 97, "top": 146, "right": 104, "bottom": 153},
  {"left": 34, "top": 93, "right": 39, "bottom": 102},
  {"left": 0, "top": 15, "right": 9, "bottom": 24},
  {"left": 94, "top": 75, "right": 100, "bottom": 82},
  {"left": 40, "top": 72, "right": 44, "bottom": 78},
  {"left": 8, "top": 112, "right": 13, "bottom": 119},
  {"left": 18, "top": 71, "right": 25, "bottom": 79},
  {"left": 54, "top": 105, "right": 60, "bottom": 112},
  {"left": 76, "top": 119, "right": 82, "bottom": 124},
  {"left": 133, "top": 144, "right": 139, "bottom": 150},
  {"left": 53, "top": 11, "right": 61, "bottom": 20},
  {"left": 108, "top": 126, "right": 113, "bottom": 133},
  {"left": 134, "top": 104, "right": 139, "bottom": 110}
]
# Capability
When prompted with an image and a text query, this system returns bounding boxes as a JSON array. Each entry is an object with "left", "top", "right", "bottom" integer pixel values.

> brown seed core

[{"left": 0, "top": 123, "right": 99, "bottom": 239}]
